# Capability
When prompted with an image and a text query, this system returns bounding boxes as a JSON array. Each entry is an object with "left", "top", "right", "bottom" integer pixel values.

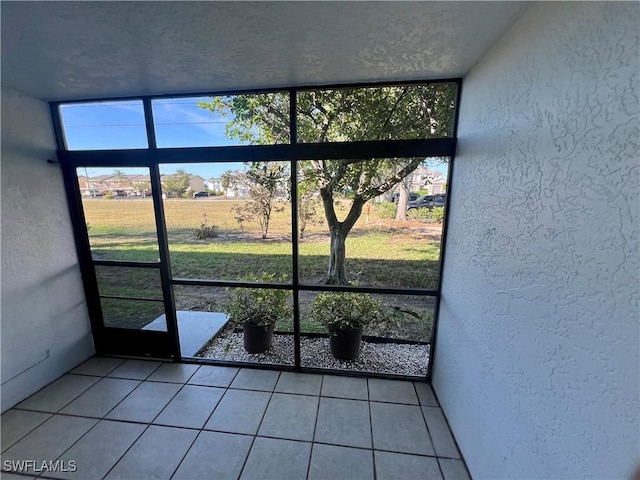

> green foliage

[
  {"left": 407, "top": 206, "right": 445, "bottom": 223},
  {"left": 193, "top": 213, "right": 219, "bottom": 239},
  {"left": 298, "top": 180, "right": 322, "bottom": 239},
  {"left": 407, "top": 208, "right": 429, "bottom": 221},
  {"left": 198, "top": 84, "right": 456, "bottom": 283},
  {"left": 193, "top": 224, "right": 218, "bottom": 239},
  {"left": 429, "top": 207, "right": 445, "bottom": 223},
  {"left": 237, "top": 162, "right": 289, "bottom": 238},
  {"left": 112, "top": 169, "right": 126, "bottom": 184},
  {"left": 163, "top": 169, "right": 191, "bottom": 198},
  {"left": 198, "top": 86, "right": 455, "bottom": 203},
  {"left": 223, "top": 273, "right": 291, "bottom": 328},
  {"left": 198, "top": 93, "right": 290, "bottom": 145},
  {"left": 375, "top": 202, "right": 397, "bottom": 219},
  {"left": 103, "top": 193, "right": 114, "bottom": 199},
  {"left": 310, "top": 291, "right": 386, "bottom": 331},
  {"left": 220, "top": 170, "right": 235, "bottom": 196}
]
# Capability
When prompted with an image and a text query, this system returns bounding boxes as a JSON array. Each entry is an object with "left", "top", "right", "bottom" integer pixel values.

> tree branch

[
  {"left": 360, "top": 157, "right": 424, "bottom": 199},
  {"left": 342, "top": 197, "right": 365, "bottom": 234},
  {"left": 320, "top": 188, "right": 338, "bottom": 227},
  {"left": 376, "top": 86, "right": 409, "bottom": 140}
]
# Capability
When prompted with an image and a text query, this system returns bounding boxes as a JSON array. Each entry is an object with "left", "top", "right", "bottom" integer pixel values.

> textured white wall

[
  {"left": 434, "top": 3, "right": 639, "bottom": 479},
  {"left": 1, "top": 88, "right": 94, "bottom": 412}
]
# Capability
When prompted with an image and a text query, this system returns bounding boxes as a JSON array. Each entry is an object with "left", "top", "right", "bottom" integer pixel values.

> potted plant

[
  {"left": 310, "top": 291, "right": 385, "bottom": 361},
  {"left": 224, "top": 273, "right": 290, "bottom": 354}
]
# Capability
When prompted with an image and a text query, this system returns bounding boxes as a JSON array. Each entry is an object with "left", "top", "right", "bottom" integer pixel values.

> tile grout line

[
  {"left": 41, "top": 361, "right": 170, "bottom": 480},
  {"left": 197, "top": 366, "right": 242, "bottom": 431},
  {"left": 167, "top": 422, "right": 202, "bottom": 480},
  {"left": 2, "top": 414, "right": 61, "bottom": 477},
  {"left": 99, "top": 362, "right": 191, "bottom": 480},
  {"left": 7, "top": 360, "right": 466, "bottom": 479},
  {"left": 100, "top": 423, "right": 153, "bottom": 479},
  {"left": 367, "top": 378, "right": 377, "bottom": 480},
  {"left": 429, "top": 384, "right": 473, "bottom": 480},
  {"left": 107, "top": 358, "right": 167, "bottom": 382},
  {"left": 5, "top": 407, "right": 461, "bottom": 461},
  {"left": 305, "top": 374, "right": 325, "bottom": 480},
  {"left": 1, "top": 412, "right": 55, "bottom": 455},
  {"left": 68, "top": 366, "right": 122, "bottom": 379},
  {"left": 52, "top": 361, "right": 165, "bottom": 480},
  {"left": 236, "top": 369, "right": 282, "bottom": 480},
  {"left": 5, "top": 369, "right": 121, "bottom": 476},
  {"left": 414, "top": 381, "right": 444, "bottom": 479}
]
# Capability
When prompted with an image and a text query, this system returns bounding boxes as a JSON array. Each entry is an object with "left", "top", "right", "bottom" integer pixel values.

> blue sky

[
  {"left": 62, "top": 99, "right": 447, "bottom": 180},
  {"left": 61, "top": 98, "right": 246, "bottom": 179}
]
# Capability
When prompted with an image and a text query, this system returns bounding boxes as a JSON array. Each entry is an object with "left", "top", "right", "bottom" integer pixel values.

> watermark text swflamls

[{"left": 3, "top": 459, "right": 77, "bottom": 473}]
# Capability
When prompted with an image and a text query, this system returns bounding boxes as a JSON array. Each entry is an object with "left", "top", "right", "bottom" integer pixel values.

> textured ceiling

[{"left": 1, "top": 1, "right": 529, "bottom": 102}]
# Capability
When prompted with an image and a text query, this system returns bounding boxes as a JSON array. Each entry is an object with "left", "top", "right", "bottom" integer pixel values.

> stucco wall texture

[
  {"left": 1, "top": 88, "right": 94, "bottom": 411},
  {"left": 434, "top": 3, "right": 639, "bottom": 479}
]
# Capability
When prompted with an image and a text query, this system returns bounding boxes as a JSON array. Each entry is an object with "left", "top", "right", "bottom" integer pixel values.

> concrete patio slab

[{"left": 143, "top": 311, "right": 229, "bottom": 356}]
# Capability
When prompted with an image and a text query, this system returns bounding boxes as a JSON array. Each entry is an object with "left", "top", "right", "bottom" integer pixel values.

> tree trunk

[
  {"left": 395, "top": 178, "right": 410, "bottom": 221},
  {"left": 320, "top": 189, "right": 364, "bottom": 285},
  {"left": 326, "top": 227, "right": 347, "bottom": 284}
]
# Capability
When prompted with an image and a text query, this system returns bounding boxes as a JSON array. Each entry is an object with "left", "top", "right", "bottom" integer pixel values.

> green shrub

[
  {"left": 407, "top": 208, "right": 429, "bottom": 221},
  {"left": 103, "top": 193, "right": 114, "bottom": 199},
  {"left": 310, "top": 291, "right": 385, "bottom": 331},
  {"left": 375, "top": 202, "right": 397, "bottom": 219},
  {"left": 193, "top": 223, "right": 219, "bottom": 239},
  {"left": 429, "top": 207, "right": 445, "bottom": 223},
  {"left": 224, "top": 273, "right": 291, "bottom": 327},
  {"left": 407, "top": 207, "right": 445, "bottom": 223}
]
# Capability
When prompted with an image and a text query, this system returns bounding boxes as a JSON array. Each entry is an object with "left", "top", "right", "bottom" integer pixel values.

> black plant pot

[
  {"left": 243, "top": 324, "right": 275, "bottom": 353},
  {"left": 328, "top": 325, "right": 363, "bottom": 361}
]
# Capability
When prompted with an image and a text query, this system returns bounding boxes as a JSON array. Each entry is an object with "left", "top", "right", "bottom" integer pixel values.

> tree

[
  {"left": 220, "top": 170, "right": 234, "bottom": 198},
  {"left": 199, "top": 84, "right": 455, "bottom": 283},
  {"left": 132, "top": 181, "right": 150, "bottom": 197},
  {"left": 395, "top": 177, "right": 411, "bottom": 221},
  {"left": 234, "top": 162, "right": 288, "bottom": 239},
  {"left": 112, "top": 169, "right": 128, "bottom": 188},
  {"left": 163, "top": 169, "right": 191, "bottom": 198},
  {"left": 297, "top": 178, "right": 322, "bottom": 239}
]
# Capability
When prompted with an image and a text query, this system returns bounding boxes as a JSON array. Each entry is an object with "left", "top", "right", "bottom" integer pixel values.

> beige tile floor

[{"left": 1, "top": 357, "right": 470, "bottom": 480}]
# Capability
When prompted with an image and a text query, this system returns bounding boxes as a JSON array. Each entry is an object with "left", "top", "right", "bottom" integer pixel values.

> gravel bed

[{"left": 197, "top": 332, "right": 430, "bottom": 377}]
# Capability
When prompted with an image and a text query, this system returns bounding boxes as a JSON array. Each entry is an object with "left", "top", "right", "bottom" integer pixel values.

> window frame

[{"left": 51, "top": 79, "right": 462, "bottom": 381}]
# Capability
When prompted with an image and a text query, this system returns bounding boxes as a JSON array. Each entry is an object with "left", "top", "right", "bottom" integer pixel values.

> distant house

[
  {"left": 187, "top": 175, "right": 205, "bottom": 193},
  {"left": 206, "top": 178, "right": 223, "bottom": 193},
  {"left": 407, "top": 165, "right": 446, "bottom": 194},
  {"left": 376, "top": 165, "right": 447, "bottom": 202},
  {"left": 79, "top": 173, "right": 204, "bottom": 196},
  {"left": 207, "top": 176, "right": 248, "bottom": 197}
]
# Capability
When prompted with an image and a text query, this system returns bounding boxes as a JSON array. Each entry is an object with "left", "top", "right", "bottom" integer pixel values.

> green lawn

[{"left": 83, "top": 197, "right": 442, "bottom": 340}]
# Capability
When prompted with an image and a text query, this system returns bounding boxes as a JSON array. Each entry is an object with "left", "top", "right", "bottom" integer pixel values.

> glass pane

[
  {"left": 78, "top": 167, "right": 159, "bottom": 262},
  {"left": 60, "top": 101, "right": 148, "bottom": 150},
  {"left": 296, "top": 83, "right": 457, "bottom": 142},
  {"left": 100, "top": 297, "right": 166, "bottom": 330},
  {"left": 300, "top": 291, "right": 433, "bottom": 376},
  {"left": 160, "top": 162, "right": 292, "bottom": 281},
  {"left": 297, "top": 158, "right": 448, "bottom": 289},
  {"left": 95, "top": 266, "right": 162, "bottom": 300},
  {"left": 152, "top": 92, "right": 290, "bottom": 147},
  {"left": 174, "top": 285, "right": 294, "bottom": 365}
]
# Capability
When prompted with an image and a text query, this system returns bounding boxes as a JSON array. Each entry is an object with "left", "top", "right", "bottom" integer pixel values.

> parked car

[
  {"left": 193, "top": 191, "right": 209, "bottom": 198},
  {"left": 407, "top": 194, "right": 446, "bottom": 210},
  {"left": 392, "top": 192, "right": 420, "bottom": 203}
]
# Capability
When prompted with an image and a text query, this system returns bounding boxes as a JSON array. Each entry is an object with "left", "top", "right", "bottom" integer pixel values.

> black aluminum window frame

[{"left": 51, "top": 79, "right": 462, "bottom": 381}]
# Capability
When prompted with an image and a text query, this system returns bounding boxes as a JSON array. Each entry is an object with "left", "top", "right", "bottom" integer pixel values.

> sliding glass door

[{"left": 71, "top": 165, "right": 179, "bottom": 358}]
